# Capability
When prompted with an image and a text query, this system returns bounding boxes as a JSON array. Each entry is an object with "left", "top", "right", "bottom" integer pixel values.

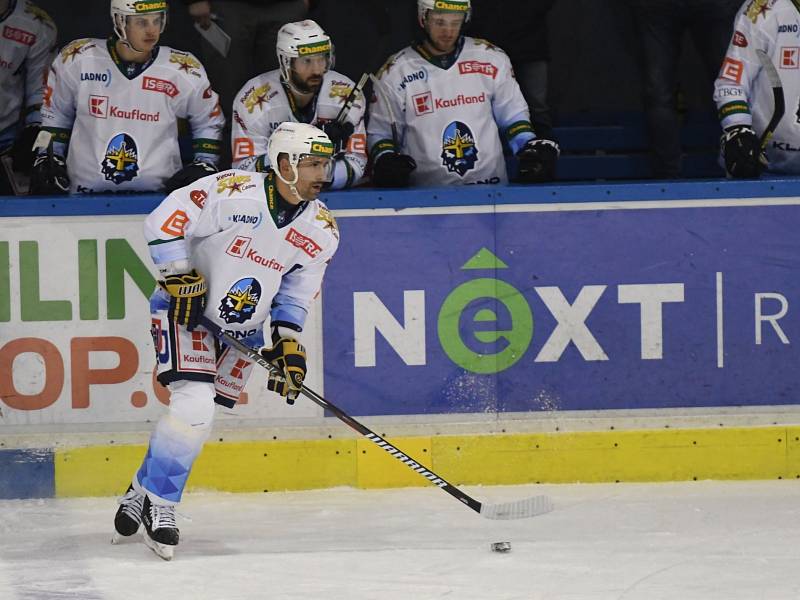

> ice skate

[
  {"left": 141, "top": 496, "right": 179, "bottom": 561},
  {"left": 112, "top": 484, "right": 145, "bottom": 544}
]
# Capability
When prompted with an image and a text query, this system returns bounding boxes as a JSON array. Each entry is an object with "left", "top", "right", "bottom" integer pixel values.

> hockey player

[
  {"left": 31, "top": 0, "right": 225, "bottom": 195},
  {"left": 367, "top": 0, "right": 560, "bottom": 187},
  {"left": 0, "top": 0, "right": 56, "bottom": 194},
  {"left": 231, "top": 20, "right": 367, "bottom": 190},
  {"left": 714, "top": 0, "right": 800, "bottom": 177},
  {"left": 113, "top": 122, "right": 339, "bottom": 560}
]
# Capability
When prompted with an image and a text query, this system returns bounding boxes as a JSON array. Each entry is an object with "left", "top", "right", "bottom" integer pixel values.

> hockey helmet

[
  {"left": 111, "top": 0, "right": 168, "bottom": 43},
  {"left": 417, "top": 0, "right": 471, "bottom": 23},
  {"left": 268, "top": 122, "right": 335, "bottom": 186},
  {"left": 276, "top": 20, "right": 334, "bottom": 83}
]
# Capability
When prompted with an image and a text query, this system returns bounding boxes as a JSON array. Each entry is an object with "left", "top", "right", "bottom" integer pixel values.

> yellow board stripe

[{"left": 53, "top": 427, "right": 800, "bottom": 497}]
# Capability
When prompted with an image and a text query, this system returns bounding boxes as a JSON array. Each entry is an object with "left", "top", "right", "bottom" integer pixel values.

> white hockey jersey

[
  {"left": 144, "top": 170, "right": 339, "bottom": 336},
  {"left": 231, "top": 69, "right": 367, "bottom": 189},
  {"left": 714, "top": 0, "right": 800, "bottom": 173},
  {"left": 367, "top": 37, "right": 535, "bottom": 186},
  {"left": 41, "top": 38, "right": 224, "bottom": 193},
  {"left": 0, "top": 0, "right": 56, "bottom": 148}
]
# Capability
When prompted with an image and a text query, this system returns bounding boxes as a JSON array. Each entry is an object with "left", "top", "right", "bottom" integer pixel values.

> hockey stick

[
  {"left": 755, "top": 49, "right": 785, "bottom": 151},
  {"left": 368, "top": 73, "right": 399, "bottom": 148},
  {"left": 334, "top": 72, "right": 369, "bottom": 124},
  {"left": 199, "top": 316, "right": 553, "bottom": 520}
]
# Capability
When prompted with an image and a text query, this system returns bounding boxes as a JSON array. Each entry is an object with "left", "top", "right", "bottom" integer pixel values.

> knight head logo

[
  {"left": 101, "top": 133, "right": 139, "bottom": 184},
  {"left": 218, "top": 278, "right": 262, "bottom": 324},
  {"left": 441, "top": 121, "right": 478, "bottom": 177}
]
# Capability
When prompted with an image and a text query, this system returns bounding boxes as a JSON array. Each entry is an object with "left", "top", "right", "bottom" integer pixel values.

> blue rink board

[{"left": 322, "top": 202, "right": 800, "bottom": 416}]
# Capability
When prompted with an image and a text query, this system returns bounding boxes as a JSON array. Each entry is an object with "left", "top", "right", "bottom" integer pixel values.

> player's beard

[
  {"left": 424, "top": 32, "right": 458, "bottom": 55},
  {"left": 290, "top": 71, "right": 323, "bottom": 95}
]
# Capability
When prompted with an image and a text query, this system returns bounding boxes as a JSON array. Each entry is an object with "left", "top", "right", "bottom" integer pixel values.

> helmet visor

[{"left": 297, "top": 154, "right": 334, "bottom": 183}]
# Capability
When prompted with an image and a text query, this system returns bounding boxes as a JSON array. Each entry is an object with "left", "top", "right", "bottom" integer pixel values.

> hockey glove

[
  {"left": 11, "top": 125, "right": 40, "bottom": 173},
  {"left": 163, "top": 160, "right": 218, "bottom": 194},
  {"left": 321, "top": 120, "right": 355, "bottom": 153},
  {"left": 29, "top": 149, "right": 70, "bottom": 195},
  {"left": 159, "top": 270, "right": 207, "bottom": 331},
  {"left": 371, "top": 152, "right": 416, "bottom": 188},
  {"left": 721, "top": 125, "right": 764, "bottom": 179},
  {"left": 515, "top": 138, "right": 560, "bottom": 183},
  {"left": 260, "top": 335, "right": 307, "bottom": 405}
]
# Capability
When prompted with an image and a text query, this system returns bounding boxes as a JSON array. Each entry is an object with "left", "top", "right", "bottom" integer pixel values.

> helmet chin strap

[
  {"left": 121, "top": 38, "right": 149, "bottom": 55},
  {"left": 276, "top": 164, "right": 309, "bottom": 203}
]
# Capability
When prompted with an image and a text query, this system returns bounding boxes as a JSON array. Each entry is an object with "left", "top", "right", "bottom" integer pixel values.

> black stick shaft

[{"left": 199, "top": 316, "right": 483, "bottom": 515}]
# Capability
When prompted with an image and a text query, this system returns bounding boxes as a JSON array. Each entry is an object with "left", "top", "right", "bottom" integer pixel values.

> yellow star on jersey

[
  {"left": 244, "top": 84, "right": 270, "bottom": 113},
  {"left": 61, "top": 40, "right": 92, "bottom": 63},
  {"left": 169, "top": 52, "right": 201, "bottom": 74},
  {"left": 315, "top": 207, "right": 339, "bottom": 239},
  {"left": 329, "top": 83, "right": 352, "bottom": 100},
  {"left": 746, "top": 0, "right": 770, "bottom": 23},
  {"left": 473, "top": 38, "right": 498, "bottom": 52},
  {"left": 217, "top": 174, "right": 252, "bottom": 196}
]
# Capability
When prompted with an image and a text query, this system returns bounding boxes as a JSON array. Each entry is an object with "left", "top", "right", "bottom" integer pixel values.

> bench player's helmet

[
  {"left": 276, "top": 20, "right": 334, "bottom": 85},
  {"left": 111, "top": 0, "right": 168, "bottom": 48},
  {"left": 268, "top": 122, "right": 335, "bottom": 187},
  {"left": 417, "top": 0, "right": 471, "bottom": 24}
]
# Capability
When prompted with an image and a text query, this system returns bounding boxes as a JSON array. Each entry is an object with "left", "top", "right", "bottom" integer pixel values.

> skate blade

[
  {"left": 111, "top": 527, "right": 140, "bottom": 544},
  {"left": 143, "top": 531, "right": 175, "bottom": 561}
]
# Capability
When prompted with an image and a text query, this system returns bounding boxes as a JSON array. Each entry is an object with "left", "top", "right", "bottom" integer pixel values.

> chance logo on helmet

[
  {"left": 440, "top": 121, "right": 478, "bottom": 176},
  {"left": 101, "top": 133, "right": 140, "bottom": 184},
  {"left": 418, "top": 0, "right": 471, "bottom": 21}
]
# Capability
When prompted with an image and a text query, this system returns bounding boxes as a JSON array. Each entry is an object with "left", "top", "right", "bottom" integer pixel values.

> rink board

[
  {"left": 1, "top": 425, "right": 798, "bottom": 499},
  {"left": 323, "top": 199, "right": 800, "bottom": 416},
  {"left": 2, "top": 180, "right": 800, "bottom": 498}
]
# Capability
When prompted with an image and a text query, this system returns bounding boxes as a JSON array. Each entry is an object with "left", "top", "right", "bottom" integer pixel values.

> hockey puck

[{"left": 490, "top": 541, "right": 511, "bottom": 553}]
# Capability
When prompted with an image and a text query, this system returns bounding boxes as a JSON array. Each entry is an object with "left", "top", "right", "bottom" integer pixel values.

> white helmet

[
  {"left": 417, "top": 0, "right": 471, "bottom": 23},
  {"left": 111, "top": 0, "right": 168, "bottom": 46},
  {"left": 276, "top": 20, "right": 334, "bottom": 84},
  {"left": 268, "top": 122, "right": 335, "bottom": 188}
]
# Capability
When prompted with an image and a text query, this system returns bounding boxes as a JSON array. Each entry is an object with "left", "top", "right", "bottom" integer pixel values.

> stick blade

[{"left": 479, "top": 494, "right": 553, "bottom": 520}]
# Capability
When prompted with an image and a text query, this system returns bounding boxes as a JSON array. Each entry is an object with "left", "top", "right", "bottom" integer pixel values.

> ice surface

[{"left": 1, "top": 480, "right": 800, "bottom": 599}]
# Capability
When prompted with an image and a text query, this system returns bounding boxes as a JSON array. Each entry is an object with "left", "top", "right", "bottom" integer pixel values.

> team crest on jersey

[
  {"left": 216, "top": 173, "right": 253, "bottom": 196},
  {"left": 315, "top": 206, "right": 339, "bottom": 240},
  {"left": 61, "top": 39, "right": 94, "bottom": 63},
  {"left": 441, "top": 121, "right": 478, "bottom": 176},
  {"left": 243, "top": 84, "right": 271, "bottom": 113},
  {"left": 329, "top": 81, "right": 353, "bottom": 101},
  {"left": 219, "top": 278, "right": 262, "bottom": 324},
  {"left": 101, "top": 133, "right": 139, "bottom": 184},
  {"left": 169, "top": 51, "right": 201, "bottom": 76}
]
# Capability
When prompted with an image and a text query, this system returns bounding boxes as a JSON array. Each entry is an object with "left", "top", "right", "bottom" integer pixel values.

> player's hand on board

[
  {"left": 721, "top": 125, "right": 764, "bottom": 179},
  {"left": 371, "top": 152, "right": 416, "bottom": 188},
  {"left": 163, "top": 160, "right": 218, "bottom": 194},
  {"left": 515, "top": 138, "right": 559, "bottom": 183}
]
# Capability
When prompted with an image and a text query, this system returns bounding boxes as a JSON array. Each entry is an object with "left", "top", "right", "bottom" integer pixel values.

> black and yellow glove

[
  {"left": 260, "top": 336, "right": 307, "bottom": 405},
  {"left": 159, "top": 270, "right": 207, "bottom": 331}
]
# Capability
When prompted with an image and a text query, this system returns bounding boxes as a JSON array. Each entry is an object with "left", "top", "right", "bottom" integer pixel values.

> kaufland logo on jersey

[
  {"left": 89, "top": 95, "right": 160, "bottom": 121},
  {"left": 2, "top": 26, "right": 36, "bottom": 46},
  {"left": 412, "top": 91, "right": 487, "bottom": 116}
]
